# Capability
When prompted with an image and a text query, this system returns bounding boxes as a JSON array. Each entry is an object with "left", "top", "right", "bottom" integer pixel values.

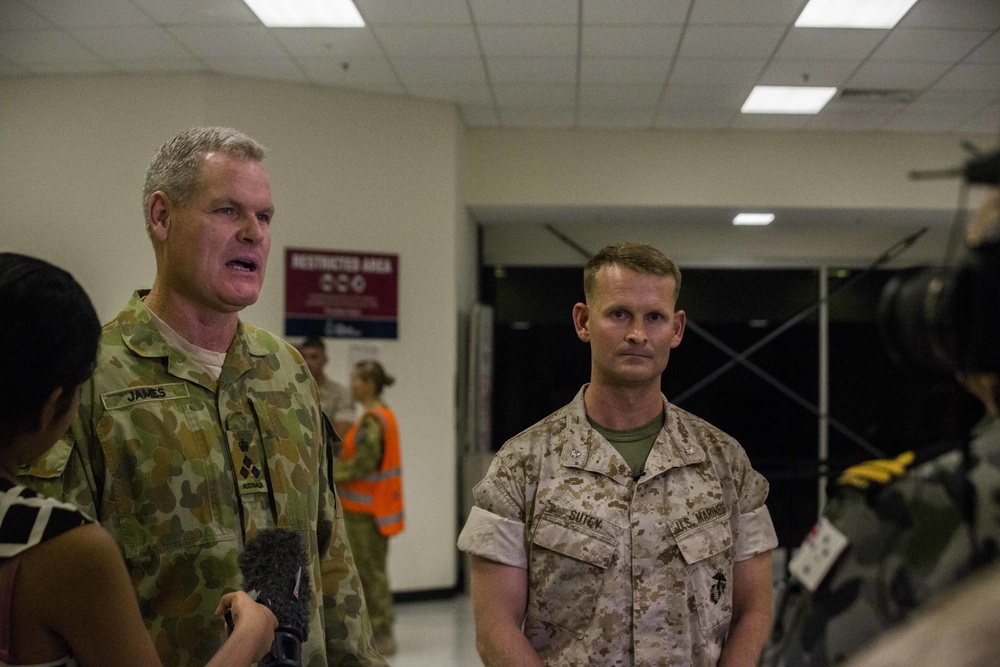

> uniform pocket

[
  {"left": 674, "top": 517, "right": 734, "bottom": 634},
  {"left": 100, "top": 388, "right": 236, "bottom": 559},
  {"left": 527, "top": 504, "right": 622, "bottom": 638}
]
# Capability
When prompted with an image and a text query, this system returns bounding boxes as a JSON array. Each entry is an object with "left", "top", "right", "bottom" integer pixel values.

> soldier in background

[
  {"left": 19, "top": 127, "right": 385, "bottom": 666},
  {"left": 297, "top": 336, "right": 356, "bottom": 440},
  {"left": 458, "top": 242, "right": 778, "bottom": 667},
  {"left": 765, "top": 188, "right": 1000, "bottom": 666}
]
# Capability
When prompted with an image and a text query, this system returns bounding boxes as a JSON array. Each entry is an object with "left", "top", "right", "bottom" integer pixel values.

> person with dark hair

[
  {"left": 296, "top": 336, "right": 355, "bottom": 439},
  {"left": 0, "top": 252, "right": 277, "bottom": 667},
  {"left": 18, "top": 127, "right": 386, "bottom": 666},
  {"left": 335, "top": 360, "right": 404, "bottom": 657},
  {"left": 458, "top": 241, "right": 778, "bottom": 666}
]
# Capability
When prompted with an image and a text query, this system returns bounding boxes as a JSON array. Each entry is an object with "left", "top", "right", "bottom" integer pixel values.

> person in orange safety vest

[{"left": 335, "top": 359, "right": 404, "bottom": 657}]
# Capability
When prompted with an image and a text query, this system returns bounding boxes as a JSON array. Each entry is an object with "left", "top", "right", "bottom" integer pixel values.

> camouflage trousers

[{"left": 344, "top": 511, "right": 394, "bottom": 638}]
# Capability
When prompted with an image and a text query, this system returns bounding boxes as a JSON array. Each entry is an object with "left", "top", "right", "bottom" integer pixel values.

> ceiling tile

[
  {"left": 679, "top": 25, "right": 786, "bottom": 59},
  {"left": 110, "top": 58, "right": 205, "bottom": 72},
  {"left": 354, "top": 0, "right": 471, "bottom": 25},
  {"left": 806, "top": 111, "right": 892, "bottom": 131},
  {"left": 271, "top": 28, "right": 382, "bottom": 58},
  {"left": 69, "top": 27, "right": 193, "bottom": 60},
  {"left": 0, "top": 29, "right": 99, "bottom": 64},
  {"left": 774, "top": 28, "right": 886, "bottom": 61},
  {"left": 583, "top": 0, "right": 690, "bottom": 26},
  {"left": 407, "top": 82, "right": 492, "bottom": 107},
  {"left": 730, "top": 113, "right": 811, "bottom": 130},
  {"left": 374, "top": 25, "right": 480, "bottom": 57},
  {"left": 0, "top": 1, "right": 52, "bottom": 29},
  {"left": 204, "top": 57, "right": 307, "bottom": 83},
  {"left": 669, "top": 58, "right": 766, "bottom": 87},
  {"left": 660, "top": 84, "right": 748, "bottom": 109},
  {"left": 822, "top": 95, "right": 909, "bottom": 114},
  {"left": 689, "top": 0, "right": 803, "bottom": 25},
  {"left": 28, "top": 60, "right": 118, "bottom": 74},
  {"left": 580, "top": 57, "right": 670, "bottom": 85},
  {"left": 931, "top": 62, "right": 1000, "bottom": 91},
  {"left": 494, "top": 83, "right": 575, "bottom": 107},
  {"left": 500, "top": 107, "right": 575, "bottom": 127},
  {"left": 582, "top": 25, "right": 682, "bottom": 58},
  {"left": 0, "top": 59, "right": 31, "bottom": 76},
  {"left": 478, "top": 25, "right": 578, "bottom": 57},
  {"left": 579, "top": 84, "right": 662, "bottom": 108},
  {"left": 883, "top": 109, "right": 969, "bottom": 131},
  {"left": 167, "top": 26, "right": 287, "bottom": 58},
  {"left": 758, "top": 59, "right": 859, "bottom": 87},
  {"left": 487, "top": 57, "right": 576, "bottom": 84},
  {"left": 847, "top": 61, "right": 953, "bottom": 89},
  {"left": 393, "top": 58, "right": 486, "bottom": 84},
  {"left": 296, "top": 55, "right": 398, "bottom": 86},
  {"left": 869, "top": 28, "right": 992, "bottom": 62},
  {"left": 130, "top": 0, "right": 258, "bottom": 25},
  {"left": 578, "top": 108, "right": 655, "bottom": 128},
  {"left": 898, "top": 0, "right": 1000, "bottom": 30},
  {"left": 965, "top": 32, "right": 1000, "bottom": 64},
  {"left": 22, "top": 0, "right": 154, "bottom": 28},
  {"left": 470, "top": 0, "right": 578, "bottom": 25},
  {"left": 916, "top": 87, "right": 1000, "bottom": 108}
]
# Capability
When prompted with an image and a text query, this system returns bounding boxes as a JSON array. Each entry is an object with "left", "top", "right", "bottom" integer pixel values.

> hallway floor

[{"left": 385, "top": 594, "right": 481, "bottom": 666}]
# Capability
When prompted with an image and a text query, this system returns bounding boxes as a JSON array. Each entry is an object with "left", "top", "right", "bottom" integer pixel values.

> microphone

[{"left": 237, "top": 528, "right": 312, "bottom": 666}]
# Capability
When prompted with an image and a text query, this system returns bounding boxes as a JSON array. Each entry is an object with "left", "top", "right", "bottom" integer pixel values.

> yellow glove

[{"left": 837, "top": 451, "right": 915, "bottom": 489}]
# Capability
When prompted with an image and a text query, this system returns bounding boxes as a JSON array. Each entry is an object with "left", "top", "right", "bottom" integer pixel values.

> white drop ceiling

[{"left": 2, "top": 0, "right": 999, "bottom": 133}]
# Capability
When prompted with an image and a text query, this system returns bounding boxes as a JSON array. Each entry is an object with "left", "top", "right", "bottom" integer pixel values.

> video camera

[{"left": 878, "top": 149, "right": 1000, "bottom": 375}]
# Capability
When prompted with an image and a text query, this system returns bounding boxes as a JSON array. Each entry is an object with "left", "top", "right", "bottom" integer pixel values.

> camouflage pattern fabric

[
  {"left": 457, "top": 385, "right": 778, "bottom": 667},
  {"left": 18, "top": 292, "right": 385, "bottom": 667},
  {"left": 343, "top": 512, "right": 392, "bottom": 639},
  {"left": 764, "top": 416, "right": 1000, "bottom": 667}
]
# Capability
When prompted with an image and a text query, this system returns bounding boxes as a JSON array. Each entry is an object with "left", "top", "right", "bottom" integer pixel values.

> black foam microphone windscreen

[{"left": 238, "top": 528, "right": 312, "bottom": 665}]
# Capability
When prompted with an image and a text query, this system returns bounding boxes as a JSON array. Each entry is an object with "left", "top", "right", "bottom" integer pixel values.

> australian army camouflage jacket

[{"left": 18, "top": 292, "right": 385, "bottom": 667}]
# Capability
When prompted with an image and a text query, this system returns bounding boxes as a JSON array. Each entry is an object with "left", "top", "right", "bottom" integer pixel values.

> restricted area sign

[{"left": 285, "top": 248, "right": 399, "bottom": 339}]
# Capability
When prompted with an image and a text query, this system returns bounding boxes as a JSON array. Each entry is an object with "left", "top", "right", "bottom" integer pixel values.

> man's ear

[
  {"left": 572, "top": 302, "right": 591, "bottom": 342},
  {"left": 671, "top": 309, "right": 686, "bottom": 349},
  {"left": 147, "top": 191, "right": 172, "bottom": 242}
]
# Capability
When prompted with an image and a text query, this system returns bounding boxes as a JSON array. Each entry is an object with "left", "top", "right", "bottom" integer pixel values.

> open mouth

[{"left": 227, "top": 259, "right": 257, "bottom": 272}]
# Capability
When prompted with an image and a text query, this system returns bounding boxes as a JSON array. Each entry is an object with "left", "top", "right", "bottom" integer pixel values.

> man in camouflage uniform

[
  {"left": 458, "top": 242, "right": 778, "bottom": 666},
  {"left": 764, "top": 405, "right": 1000, "bottom": 667},
  {"left": 19, "top": 127, "right": 385, "bottom": 666},
  {"left": 297, "top": 336, "right": 356, "bottom": 440}
]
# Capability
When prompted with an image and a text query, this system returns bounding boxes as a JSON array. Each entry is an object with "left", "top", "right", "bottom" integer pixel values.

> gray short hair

[{"left": 142, "top": 127, "right": 266, "bottom": 230}]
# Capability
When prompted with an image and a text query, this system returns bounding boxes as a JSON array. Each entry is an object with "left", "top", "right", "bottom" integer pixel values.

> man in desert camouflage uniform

[
  {"left": 19, "top": 127, "right": 385, "bottom": 666},
  {"left": 458, "top": 242, "right": 778, "bottom": 666}
]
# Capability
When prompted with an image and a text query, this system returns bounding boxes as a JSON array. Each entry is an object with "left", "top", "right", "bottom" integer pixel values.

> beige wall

[{"left": 0, "top": 73, "right": 468, "bottom": 592}]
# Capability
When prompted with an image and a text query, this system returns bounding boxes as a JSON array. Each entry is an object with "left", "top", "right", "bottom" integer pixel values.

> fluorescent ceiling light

[
  {"left": 795, "top": 0, "right": 918, "bottom": 29},
  {"left": 741, "top": 86, "right": 837, "bottom": 114},
  {"left": 733, "top": 213, "right": 775, "bottom": 226},
  {"left": 243, "top": 0, "right": 365, "bottom": 27}
]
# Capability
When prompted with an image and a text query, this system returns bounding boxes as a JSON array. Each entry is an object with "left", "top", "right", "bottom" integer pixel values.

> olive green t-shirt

[{"left": 589, "top": 411, "right": 665, "bottom": 477}]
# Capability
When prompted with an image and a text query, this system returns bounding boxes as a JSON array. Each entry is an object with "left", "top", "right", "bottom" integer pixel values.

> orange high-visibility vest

[{"left": 337, "top": 405, "right": 404, "bottom": 537}]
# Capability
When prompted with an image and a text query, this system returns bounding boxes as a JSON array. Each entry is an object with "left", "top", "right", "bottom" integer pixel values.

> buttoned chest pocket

[
  {"left": 99, "top": 385, "right": 237, "bottom": 560},
  {"left": 527, "top": 504, "right": 622, "bottom": 639},
  {"left": 674, "top": 517, "right": 735, "bottom": 635}
]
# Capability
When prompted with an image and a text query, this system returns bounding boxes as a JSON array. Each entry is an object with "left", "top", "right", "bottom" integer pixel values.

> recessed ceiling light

[
  {"left": 741, "top": 86, "right": 837, "bottom": 114},
  {"left": 733, "top": 213, "right": 775, "bottom": 226},
  {"left": 795, "top": 0, "right": 918, "bottom": 29},
  {"left": 242, "top": 0, "right": 365, "bottom": 27}
]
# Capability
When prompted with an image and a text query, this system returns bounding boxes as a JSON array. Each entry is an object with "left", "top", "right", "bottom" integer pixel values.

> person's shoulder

[
  {"left": 665, "top": 401, "right": 740, "bottom": 447},
  {"left": 495, "top": 401, "right": 575, "bottom": 461},
  {"left": 241, "top": 324, "right": 305, "bottom": 363}
]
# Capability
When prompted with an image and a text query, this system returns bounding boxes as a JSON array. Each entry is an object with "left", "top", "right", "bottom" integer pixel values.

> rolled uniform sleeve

[
  {"left": 732, "top": 451, "right": 779, "bottom": 561},
  {"left": 457, "top": 454, "right": 529, "bottom": 569}
]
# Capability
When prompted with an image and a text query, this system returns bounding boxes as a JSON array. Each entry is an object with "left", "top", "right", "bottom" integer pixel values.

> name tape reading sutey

[{"left": 290, "top": 253, "right": 394, "bottom": 274}]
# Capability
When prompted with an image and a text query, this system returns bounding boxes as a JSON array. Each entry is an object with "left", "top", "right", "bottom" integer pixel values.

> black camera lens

[{"left": 878, "top": 266, "right": 959, "bottom": 374}]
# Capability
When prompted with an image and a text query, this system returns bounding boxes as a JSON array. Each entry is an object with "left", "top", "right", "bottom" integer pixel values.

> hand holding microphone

[
  {"left": 217, "top": 591, "right": 279, "bottom": 662},
  {"left": 238, "top": 528, "right": 313, "bottom": 667}
]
